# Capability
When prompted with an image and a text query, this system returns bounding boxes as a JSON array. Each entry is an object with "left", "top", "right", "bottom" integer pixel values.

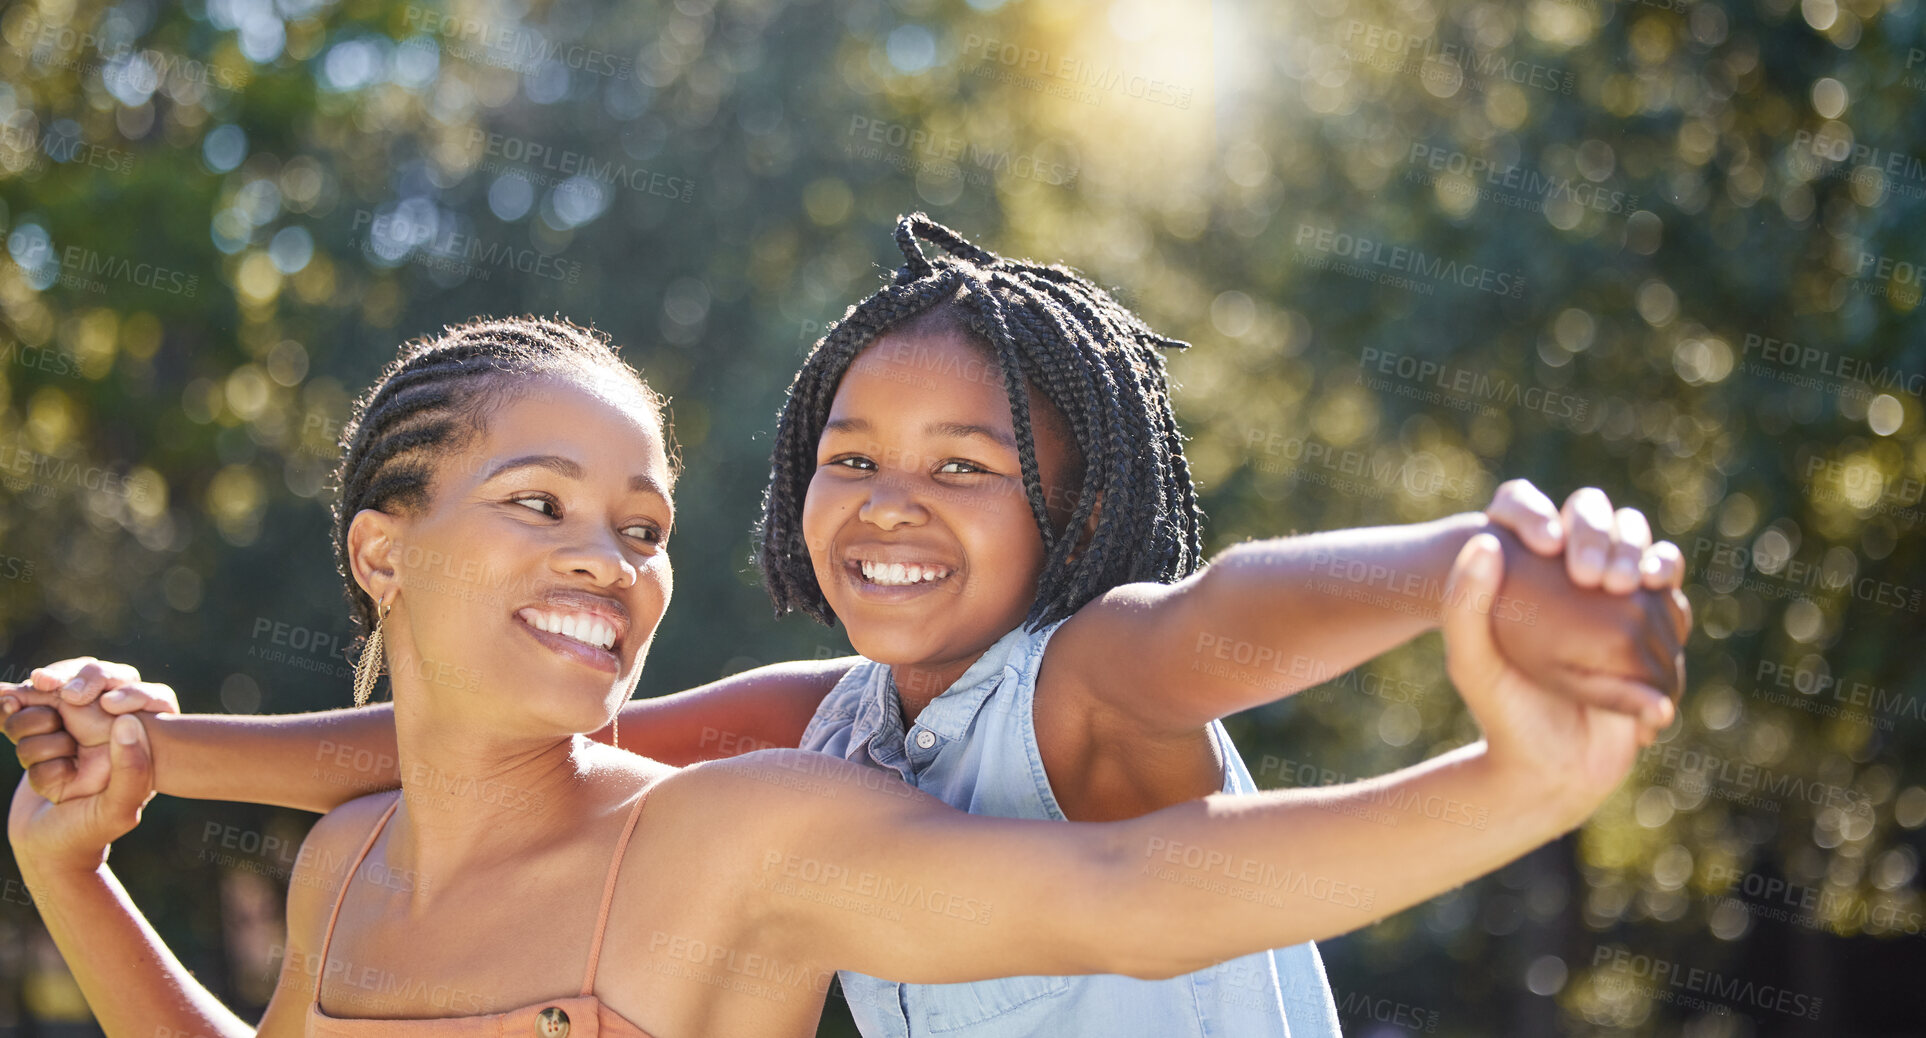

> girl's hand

[
  {"left": 1484, "top": 479, "right": 1685, "bottom": 593},
  {"left": 2, "top": 659, "right": 177, "bottom": 803},
  {"left": 8, "top": 714, "right": 156, "bottom": 880},
  {"left": 1443, "top": 534, "right": 1646, "bottom": 806}
]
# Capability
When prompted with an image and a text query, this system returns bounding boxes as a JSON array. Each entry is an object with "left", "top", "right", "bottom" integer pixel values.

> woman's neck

[{"left": 384, "top": 690, "right": 604, "bottom": 886}]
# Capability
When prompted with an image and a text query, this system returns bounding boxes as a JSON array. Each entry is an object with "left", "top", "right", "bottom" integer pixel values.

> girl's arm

[
  {"left": 1046, "top": 483, "right": 1690, "bottom": 736},
  {"left": 5, "top": 656, "right": 857, "bottom": 812},
  {"left": 686, "top": 537, "right": 1643, "bottom": 981}
]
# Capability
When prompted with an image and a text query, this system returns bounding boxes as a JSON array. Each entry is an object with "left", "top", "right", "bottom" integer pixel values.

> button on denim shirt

[{"left": 800, "top": 620, "right": 1343, "bottom": 1038}]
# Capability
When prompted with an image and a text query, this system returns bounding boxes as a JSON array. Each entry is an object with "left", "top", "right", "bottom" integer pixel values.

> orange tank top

[{"left": 307, "top": 788, "right": 657, "bottom": 1038}]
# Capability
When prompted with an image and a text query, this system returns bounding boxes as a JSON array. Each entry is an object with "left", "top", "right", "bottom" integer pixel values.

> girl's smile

[{"left": 802, "top": 326, "right": 1084, "bottom": 697}]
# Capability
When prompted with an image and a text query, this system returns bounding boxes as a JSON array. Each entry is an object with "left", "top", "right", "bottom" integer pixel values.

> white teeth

[
  {"left": 521, "top": 609, "right": 617, "bottom": 652},
  {"left": 857, "top": 561, "right": 952, "bottom": 587}
]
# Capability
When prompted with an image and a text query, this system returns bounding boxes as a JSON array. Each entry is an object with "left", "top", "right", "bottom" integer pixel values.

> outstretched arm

[
  {"left": 4, "top": 656, "right": 855, "bottom": 812},
  {"left": 1047, "top": 482, "right": 1690, "bottom": 736},
  {"left": 686, "top": 536, "right": 1657, "bottom": 984},
  {"left": 8, "top": 716, "right": 266, "bottom": 1036}
]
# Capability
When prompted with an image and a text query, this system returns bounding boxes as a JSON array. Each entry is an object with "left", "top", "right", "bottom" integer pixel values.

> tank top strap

[
  {"left": 313, "top": 794, "right": 403, "bottom": 1007},
  {"left": 578, "top": 782, "right": 656, "bottom": 996}
]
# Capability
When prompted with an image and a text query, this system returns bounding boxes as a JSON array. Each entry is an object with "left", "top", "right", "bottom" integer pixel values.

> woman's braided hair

[
  {"left": 757, "top": 213, "right": 1201, "bottom": 630},
  {"left": 330, "top": 315, "right": 671, "bottom": 640}
]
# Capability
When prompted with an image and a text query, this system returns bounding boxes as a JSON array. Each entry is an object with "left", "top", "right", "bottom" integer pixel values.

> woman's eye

[
  {"left": 511, "top": 495, "right": 558, "bottom": 516},
  {"left": 623, "top": 524, "right": 664, "bottom": 545}
]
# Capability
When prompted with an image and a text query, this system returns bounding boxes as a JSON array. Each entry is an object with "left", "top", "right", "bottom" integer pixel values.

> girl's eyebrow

[
  {"left": 927, "top": 421, "right": 1016, "bottom": 449},
  {"left": 822, "top": 417, "right": 1014, "bottom": 449}
]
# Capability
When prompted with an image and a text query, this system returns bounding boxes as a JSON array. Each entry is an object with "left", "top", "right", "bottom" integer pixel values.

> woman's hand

[
  {"left": 9, "top": 711, "right": 156, "bottom": 881},
  {"left": 1443, "top": 533, "right": 1648, "bottom": 808}
]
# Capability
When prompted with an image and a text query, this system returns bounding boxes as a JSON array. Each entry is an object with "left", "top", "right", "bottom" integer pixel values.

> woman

[{"left": 10, "top": 316, "right": 1654, "bottom": 1036}]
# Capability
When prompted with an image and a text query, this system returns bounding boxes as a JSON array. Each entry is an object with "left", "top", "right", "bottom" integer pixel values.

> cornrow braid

[
  {"left": 330, "top": 315, "right": 671, "bottom": 640},
  {"left": 757, "top": 213, "right": 1202, "bottom": 630}
]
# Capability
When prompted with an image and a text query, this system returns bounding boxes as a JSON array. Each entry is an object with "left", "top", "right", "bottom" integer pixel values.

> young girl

[
  {"left": 14, "top": 314, "right": 1657, "bottom": 1036},
  {"left": 10, "top": 219, "right": 1687, "bottom": 1035}
]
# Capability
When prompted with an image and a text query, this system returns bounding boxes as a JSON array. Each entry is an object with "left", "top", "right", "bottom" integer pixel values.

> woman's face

[{"left": 369, "top": 376, "right": 675, "bottom": 735}]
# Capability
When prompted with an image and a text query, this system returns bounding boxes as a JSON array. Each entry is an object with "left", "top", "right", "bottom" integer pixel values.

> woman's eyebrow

[
  {"left": 482, "top": 455, "right": 670, "bottom": 498},
  {"left": 483, "top": 454, "right": 584, "bottom": 482}
]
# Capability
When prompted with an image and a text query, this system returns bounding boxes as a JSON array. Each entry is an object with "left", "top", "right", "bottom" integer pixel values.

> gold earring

[{"left": 352, "top": 598, "right": 391, "bottom": 708}]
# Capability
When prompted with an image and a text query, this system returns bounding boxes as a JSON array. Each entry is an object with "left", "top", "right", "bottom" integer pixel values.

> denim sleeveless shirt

[{"left": 800, "top": 620, "right": 1344, "bottom": 1038}]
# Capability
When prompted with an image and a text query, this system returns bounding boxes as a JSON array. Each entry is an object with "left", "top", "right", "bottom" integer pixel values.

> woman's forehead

[{"left": 476, "top": 378, "right": 673, "bottom": 481}]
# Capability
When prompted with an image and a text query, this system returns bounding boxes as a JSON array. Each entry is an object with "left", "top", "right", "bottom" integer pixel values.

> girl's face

[
  {"left": 802, "top": 329, "right": 1083, "bottom": 680},
  {"left": 367, "top": 377, "right": 675, "bottom": 735}
]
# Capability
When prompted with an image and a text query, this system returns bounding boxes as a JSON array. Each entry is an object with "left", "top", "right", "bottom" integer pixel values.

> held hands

[
  {"left": 2, "top": 658, "right": 177, "bottom": 804},
  {"left": 1442, "top": 534, "right": 1644, "bottom": 817},
  {"left": 1480, "top": 481, "right": 1691, "bottom": 743},
  {"left": 8, "top": 707, "right": 156, "bottom": 880}
]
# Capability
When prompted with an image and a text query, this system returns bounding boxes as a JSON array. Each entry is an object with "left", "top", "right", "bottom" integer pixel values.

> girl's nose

[{"left": 858, "top": 477, "right": 927, "bottom": 530}]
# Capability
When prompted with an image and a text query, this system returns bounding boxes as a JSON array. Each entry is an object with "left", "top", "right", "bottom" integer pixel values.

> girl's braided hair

[
  {"left": 330, "top": 316, "right": 671, "bottom": 638},
  {"left": 757, "top": 213, "right": 1201, "bottom": 630}
]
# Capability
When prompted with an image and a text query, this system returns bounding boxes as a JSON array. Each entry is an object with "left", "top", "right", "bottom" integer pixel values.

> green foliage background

[{"left": 0, "top": 0, "right": 1921, "bottom": 1032}]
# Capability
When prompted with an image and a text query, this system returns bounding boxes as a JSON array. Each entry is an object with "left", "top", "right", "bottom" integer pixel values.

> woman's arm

[
  {"left": 6, "top": 714, "right": 279, "bottom": 1036},
  {"left": 5, "top": 655, "right": 858, "bottom": 812},
  {"left": 1046, "top": 483, "right": 1690, "bottom": 736},
  {"left": 683, "top": 536, "right": 1660, "bottom": 984}
]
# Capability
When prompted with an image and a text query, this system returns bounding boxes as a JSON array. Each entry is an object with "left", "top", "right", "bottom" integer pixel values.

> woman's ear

[{"left": 346, "top": 509, "right": 404, "bottom": 603}]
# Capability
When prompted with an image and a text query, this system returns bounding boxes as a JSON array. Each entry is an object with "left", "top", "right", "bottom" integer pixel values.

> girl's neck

[{"left": 888, "top": 654, "right": 985, "bottom": 719}]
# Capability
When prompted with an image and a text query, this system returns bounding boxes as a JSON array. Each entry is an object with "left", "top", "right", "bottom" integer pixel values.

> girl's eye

[
  {"left": 511, "top": 494, "right": 558, "bottom": 517},
  {"left": 938, "top": 460, "right": 986, "bottom": 475},
  {"left": 826, "top": 456, "right": 875, "bottom": 471}
]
